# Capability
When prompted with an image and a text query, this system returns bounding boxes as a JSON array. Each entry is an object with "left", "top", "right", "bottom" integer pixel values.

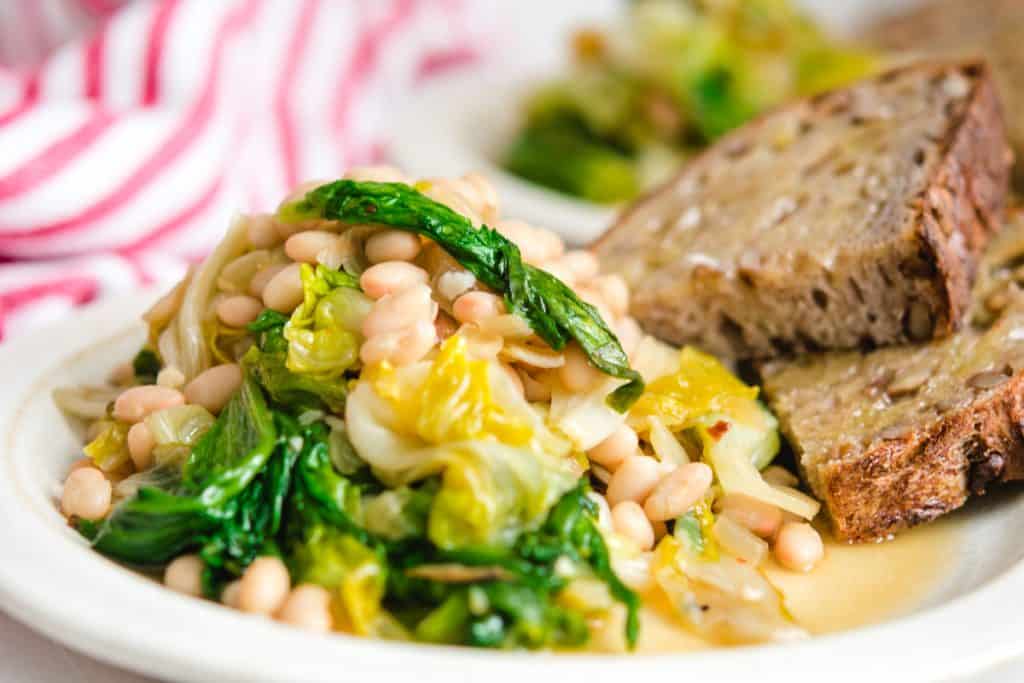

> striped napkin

[{"left": 0, "top": 0, "right": 483, "bottom": 337}]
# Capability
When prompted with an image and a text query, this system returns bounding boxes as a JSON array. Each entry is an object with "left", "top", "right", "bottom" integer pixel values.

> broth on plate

[{"left": 590, "top": 519, "right": 959, "bottom": 653}]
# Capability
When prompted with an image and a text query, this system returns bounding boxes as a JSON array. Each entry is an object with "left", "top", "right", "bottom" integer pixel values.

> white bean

[
  {"left": 248, "top": 263, "right": 287, "bottom": 299},
  {"left": 587, "top": 424, "right": 638, "bottom": 471},
  {"left": 108, "top": 362, "right": 134, "bottom": 387},
  {"left": 611, "top": 501, "right": 655, "bottom": 551},
  {"left": 217, "top": 295, "right": 264, "bottom": 328},
  {"left": 221, "top": 580, "right": 242, "bottom": 608},
  {"left": 533, "top": 227, "right": 565, "bottom": 263},
  {"left": 366, "top": 229, "right": 422, "bottom": 264},
  {"left": 718, "top": 492, "right": 784, "bottom": 539},
  {"left": 452, "top": 291, "right": 505, "bottom": 325},
  {"left": 238, "top": 556, "right": 292, "bottom": 615},
  {"left": 262, "top": 263, "right": 304, "bottom": 313},
  {"left": 359, "top": 261, "right": 429, "bottom": 300},
  {"left": 61, "top": 468, "right": 111, "bottom": 520},
  {"left": 184, "top": 364, "right": 243, "bottom": 414},
  {"left": 561, "top": 250, "right": 600, "bottom": 281},
  {"left": 276, "top": 584, "right": 333, "bottom": 632},
  {"left": 361, "top": 284, "right": 436, "bottom": 338},
  {"left": 360, "top": 320, "right": 437, "bottom": 366},
  {"left": 496, "top": 219, "right": 548, "bottom": 265},
  {"left": 762, "top": 465, "right": 800, "bottom": 488},
  {"left": 773, "top": 522, "right": 824, "bottom": 573},
  {"left": 127, "top": 422, "right": 156, "bottom": 471},
  {"left": 615, "top": 317, "right": 642, "bottom": 358},
  {"left": 247, "top": 214, "right": 281, "bottom": 249},
  {"left": 643, "top": 462, "right": 714, "bottom": 521},
  {"left": 164, "top": 555, "right": 204, "bottom": 597},
  {"left": 558, "top": 343, "right": 604, "bottom": 393},
  {"left": 156, "top": 366, "right": 185, "bottom": 389},
  {"left": 113, "top": 386, "right": 185, "bottom": 423},
  {"left": 459, "top": 172, "right": 500, "bottom": 223},
  {"left": 606, "top": 455, "right": 663, "bottom": 507},
  {"left": 285, "top": 230, "right": 341, "bottom": 264},
  {"left": 594, "top": 274, "right": 629, "bottom": 317},
  {"left": 68, "top": 457, "right": 95, "bottom": 474},
  {"left": 542, "top": 261, "right": 577, "bottom": 287}
]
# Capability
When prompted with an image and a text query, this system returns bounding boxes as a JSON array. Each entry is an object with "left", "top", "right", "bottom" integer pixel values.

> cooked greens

[
  {"left": 81, "top": 368, "right": 640, "bottom": 649},
  {"left": 279, "top": 180, "right": 644, "bottom": 412},
  {"left": 243, "top": 310, "right": 349, "bottom": 412},
  {"left": 504, "top": 0, "right": 878, "bottom": 202},
  {"left": 131, "top": 348, "right": 161, "bottom": 385},
  {"left": 67, "top": 167, "right": 814, "bottom": 653},
  {"left": 283, "top": 264, "right": 366, "bottom": 379}
]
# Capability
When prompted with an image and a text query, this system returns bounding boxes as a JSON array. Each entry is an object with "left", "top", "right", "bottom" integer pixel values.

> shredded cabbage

[
  {"left": 289, "top": 523, "right": 387, "bottom": 636},
  {"left": 627, "top": 347, "right": 818, "bottom": 519},
  {"left": 653, "top": 504, "right": 806, "bottom": 645},
  {"left": 159, "top": 215, "right": 250, "bottom": 381},
  {"left": 283, "top": 264, "right": 366, "bottom": 379},
  {"left": 144, "top": 405, "right": 216, "bottom": 468},
  {"left": 346, "top": 335, "right": 581, "bottom": 549},
  {"left": 696, "top": 417, "right": 819, "bottom": 520},
  {"left": 83, "top": 420, "right": 131, "bottom": 473},
  {"left": 53, "top": 385, "right": 121, "bottom": 421},
  {"left": 549, "top": 376, "right": 628, "bottom": 451},
  {"left": 629, "top": 347, "right": 761, "bottom": 433}
]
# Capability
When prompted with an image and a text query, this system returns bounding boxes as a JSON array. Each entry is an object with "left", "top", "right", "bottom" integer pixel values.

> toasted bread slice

[
  {"left": 761, "top": 212, "right": 1024, "bottom": 541},
  {"left": 864, "top": 0, "right": 1024, "bottom": 187},
  {"left": 594, "top": 62, "right": 1012, "bottom": 360}
]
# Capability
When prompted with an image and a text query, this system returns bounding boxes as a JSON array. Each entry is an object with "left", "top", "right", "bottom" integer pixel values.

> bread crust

[
  {"left": 920, "top": 64, "right": 1013, "bottom": 335},
  {"left": 863, "top": 0, "right": 1024, "bottom": 189},
  {"left": 594, "top": 62, "right": 1012, "bottom": 360},
  {"left": 819, "top": 373, "right": 1024, "bottom": 541}
]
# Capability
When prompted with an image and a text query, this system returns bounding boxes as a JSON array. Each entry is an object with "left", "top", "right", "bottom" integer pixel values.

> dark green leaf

[
  {"left": 183, "top": 376, "right": 278, "bottom": 505},
  {"left": 131, "top": 348, "right": 161, "bottom": 385}
]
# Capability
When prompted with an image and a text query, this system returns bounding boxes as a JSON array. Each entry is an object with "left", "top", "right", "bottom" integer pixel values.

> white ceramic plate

[
  {"left": 1, "top": 291, "right": 1024, "bottom": 683},
  {"left": 391, "top": 67, "right": 619, "bottom": 246}
]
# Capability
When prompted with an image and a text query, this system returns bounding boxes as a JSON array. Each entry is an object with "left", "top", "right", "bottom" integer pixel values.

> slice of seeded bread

[
  {"left": 864, "top": 0, "right": 1024, "bottom": 188},
  {"left": 594, "top": 61, "right": 1012, "bottom": 360},
  {"left": 760, "top": 212, "right": 1024, "bottom": 542}
]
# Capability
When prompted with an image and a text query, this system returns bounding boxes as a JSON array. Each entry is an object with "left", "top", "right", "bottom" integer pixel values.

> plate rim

[{"left": 0, "top": 290, "right": 1022, "bottom": 683}]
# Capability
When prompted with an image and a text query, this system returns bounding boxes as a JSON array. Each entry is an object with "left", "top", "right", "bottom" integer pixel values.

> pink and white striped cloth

[{"left": 0, "top": 0, "right": 484, "bottom": 337}]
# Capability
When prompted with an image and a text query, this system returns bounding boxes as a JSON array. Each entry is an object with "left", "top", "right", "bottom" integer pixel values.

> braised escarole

[{"left": 59, "top": 169, "right": 823, "bottom": 653}]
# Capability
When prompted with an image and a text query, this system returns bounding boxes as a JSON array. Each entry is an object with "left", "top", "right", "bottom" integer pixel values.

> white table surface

[{"left": 0, "top": 606, "right": 1019, "bottom": 683}]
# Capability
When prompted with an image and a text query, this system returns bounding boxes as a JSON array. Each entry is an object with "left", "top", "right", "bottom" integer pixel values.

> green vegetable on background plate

[{"left": 503, "top": 0, "right": 879, "bottom": 203}]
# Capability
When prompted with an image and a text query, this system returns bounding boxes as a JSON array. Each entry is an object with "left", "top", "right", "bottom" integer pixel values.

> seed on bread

[{"left": 760, "top": 211, "right": 1024, "bottom": 542}]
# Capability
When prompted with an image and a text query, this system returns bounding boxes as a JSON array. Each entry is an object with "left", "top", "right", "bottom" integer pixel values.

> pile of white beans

[
  {"left": 589, "top": 418, "right": 823, "bottom": 572},
  {"left": 60, "top": 165, "right": 821, "bottom": 633}
]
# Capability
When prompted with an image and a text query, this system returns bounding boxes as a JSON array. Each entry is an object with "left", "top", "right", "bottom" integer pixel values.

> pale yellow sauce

[{"left": 591, "top": 518, "right": 960, "bottom": 653}]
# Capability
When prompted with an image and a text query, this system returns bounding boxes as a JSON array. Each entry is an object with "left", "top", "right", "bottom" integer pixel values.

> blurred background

[{"left": 0, "top": 0, "right": 925, "bottom": 341}]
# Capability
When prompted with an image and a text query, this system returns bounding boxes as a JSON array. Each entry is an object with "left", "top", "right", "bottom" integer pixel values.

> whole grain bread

[
  {"left": 594, "top": 61, "right": 1012, "bottom": 360},
  {"left": 760, "top": 212, "right": 1024, "bottom": 542},
  {"left": 864, "top": 0, "right": 1024, "bottom": 188}
]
